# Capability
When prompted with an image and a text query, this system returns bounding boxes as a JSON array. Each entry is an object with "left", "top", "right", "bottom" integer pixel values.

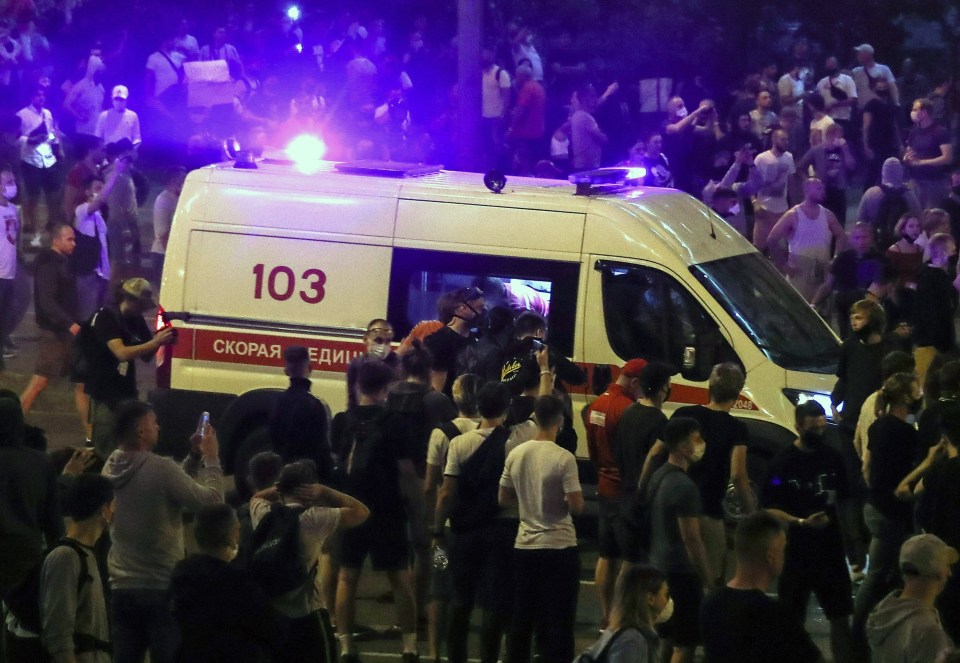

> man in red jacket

[{"left": 584, "top": 358, "right": 646, "bottom": 628}]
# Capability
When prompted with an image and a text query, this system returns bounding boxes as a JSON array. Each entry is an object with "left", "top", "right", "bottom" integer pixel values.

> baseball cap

[
  {"left": 621, "top": 358, "right": 648, "bottom": 378},
  {"left": 900, "top": 534, "right": 960, "bottom": 578},
  {"left": 112, "top": 85, "right": 129, "bottom": 100},
  {"left": 854, "top": 43, "right": 874, "bottom": 55},
  {"left": 121, "top": 278, "right": 156, "bottom": 307}
]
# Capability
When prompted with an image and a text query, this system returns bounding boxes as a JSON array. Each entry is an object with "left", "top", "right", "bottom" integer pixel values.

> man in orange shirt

[{"left": 584, "top": 358, "right": 646, "bottom": 629}]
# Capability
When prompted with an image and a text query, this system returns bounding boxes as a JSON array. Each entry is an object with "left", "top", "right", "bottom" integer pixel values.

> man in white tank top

[{"left": 768, "top": 178, "right": 847, "bottom": 302}]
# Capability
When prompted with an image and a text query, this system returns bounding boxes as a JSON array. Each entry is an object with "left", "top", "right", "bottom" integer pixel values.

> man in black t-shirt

[
  {"left": 660, "top": 363, "right": 754, "bottom": 586},
  {"left": 701, "top": 512, "right": 822, "bottom": 663},
  {"left": 331, "top": 360, "right": 422, "bottom": 663},
  {"left": 761, "top": 401, "right": 855, "bottom": 663},
  {"left": 86, "top": 278, "right": 173, "bottom": 458},
  {"left": 425, "top": 287, "right": 485, "bottom": 396}
]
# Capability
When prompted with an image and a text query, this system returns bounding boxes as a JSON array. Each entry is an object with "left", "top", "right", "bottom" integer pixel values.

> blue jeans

[
  {"left": 853, "top": 504, "right": 909, "bottom": 647},
  {"left": 111, "top": 588, "right": 179, "bottom": 663}
]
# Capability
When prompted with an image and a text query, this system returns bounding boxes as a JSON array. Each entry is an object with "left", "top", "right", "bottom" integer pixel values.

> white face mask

[
  {"left": 910, "top": 110, "right": 920, "bottom": 123},
  {"left": 675, "top": 107, "right": 688, "bottom": 118},
  {"left": 368, "top": 342, "right": 389, "bottom": 359},
  {"left": 728, "top": 203, "right": 741, "bottom": 216},
  {"left": 691, "top": 441, "right": 706, "bottom": 462},
  {"left": 655, "top": 597, "right": 675, "bottom": 624},
  {"left": 2, "top": 184, "right": 15, "bottom": 200},
  {"left": 225, "top": 545, "right": 239, "bottom": 562}
]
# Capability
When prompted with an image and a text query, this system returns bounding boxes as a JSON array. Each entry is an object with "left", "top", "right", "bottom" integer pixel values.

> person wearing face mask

[
  {"left": 866, "top": 534, "right": 958, "bottom": 663},
  {"left": 700, "top": 512, "right": 823, "bottom": 663},
  {"left": 664, "top": 363, "right": 755, "bottom": 591},
  {"left": 94, "top": 85, "right": 142, "bottom": 149},
  {"left": 63, "top": 55, "right": 106, "bottom": 140},
  {"left": 853, "top": 372, "right": 924, "bottom": 653},
  {"left": 425, "top": 287, "right": 485, "bottom": 395},
  {"left": 170, "top": 503, "right": 283, "bottom": 662},
  {"left": 0, "top": 165, "right": 20, "bottom": 366},
  {"left": 37, "top": 474, "right": 114, "bottom": 663},
  {"left": 760, "top": 401, "right": 857, "bottom": 663},
  {"left": 645, "top": 417, "right": 710, "bottom": 663},
  {"left": 268, "top": 345, "right": 334, "bottom": 483},
  {"left": 578, "top": 565, "right": 667, "bottom": 663},
  {"left": 346, "top": 318, "right": 399, "bottom": 410},
  {"left": 905, "top": 98, "right": 954, "bottom": 209},
  {"left": 660, "top": 96, "right": 715, "bottom": 194}
]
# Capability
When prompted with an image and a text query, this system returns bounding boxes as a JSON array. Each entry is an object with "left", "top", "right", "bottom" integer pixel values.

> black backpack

[
  {"left": 248, "top": 503, "right": 311, "bottom": 598},
  {"left": 1, "top": 538, "right": 93, "bottom": 635},
  {"left": 450, "top": 425, "right": 511, "bottom": 532},
  {"left": 620, "top": 464, "right": 681, "bottom": 555},
  {"left": 69, "top": 308, "right": 107, "bottom": 382},
  {"left": 342, "top": 408, "right": 390, "bottom": 485},
  {"left": 874, "top": 185, "right": 910, "bottom": 247}
]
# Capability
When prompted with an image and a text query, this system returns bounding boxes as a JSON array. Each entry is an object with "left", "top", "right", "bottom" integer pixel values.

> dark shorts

[
  {"left": 598, "top": 497, "right": 640, "bottom": 563},
  {"left": 36, "top": 328, "right": 73, "bottom": 378},
  {"left": 779, "top": 554, "right": 854, "bottom": 621},
  {"left": 21, "top": 162, "right": 61, "bottom": 198},
  {"left": 657, "top": 572, "right": 703, "bottom": 647},
  {"left": 339, "top": 511, "right": 409, "bottom": 571}
]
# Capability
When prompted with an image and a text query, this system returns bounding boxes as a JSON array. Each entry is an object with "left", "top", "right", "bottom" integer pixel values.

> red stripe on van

[{"left": 171, "top": 328, "right": 758, "bottom": 411}]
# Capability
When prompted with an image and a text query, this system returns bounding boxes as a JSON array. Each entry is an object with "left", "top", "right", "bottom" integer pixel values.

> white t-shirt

[
  {"left": 95, "top": 108, "right": 142, "bottom": 146},
  {"left": 146, "top": 50, "right": 185, "bottom": 97},
  {"left": 427, "top": 417, "right": 479, "bottom": 468},
  {"left": 778, "top": 73, "right": 804, "bottom": 114},
  {"left": 754, "top": 150, "right": 796, "bottom": 214},
  {"left": 152, "top": 189, "right": 178, "bottom": 254},
  {"left": 853, "top": 63, "right": 896, "bottom": 108},
  {"left": 499, "top": 439, "right": 581, "bottom": 550},
  {"left": 809, "top": 115, "right": 837, "bottom": 147},
  {"left": 816, "top": 74, "right": 858, "bottom": 121},
  {"left": 249, "top": 498, "right": 341, "bottom": 617},
  {"left": 16, "top": 105, "right": 57, "bottom": 168},
  {"left": 174, "top": 34, "right": 200, "bottom": 60},
  {"left": 0, "top": 203, "right": 18, "bottom": 280},
  {"left": 74, "top": 203, "right": 110, "bottom": 280},
  {"left": 481, "top": 66, "right": 512, "bottom": 119}
]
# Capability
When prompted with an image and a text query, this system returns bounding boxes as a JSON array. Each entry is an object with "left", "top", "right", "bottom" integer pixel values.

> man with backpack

[
  {"left": 84, "top": 277, "right": 174, "bottom": 457},
  {"left": 433, "top": 379, "right": 542, "bottom": 663},
  {"left": 857, "top": 157, "right": 921, "bottom": 247},
  {"left": 246, "top": 463, "right": 369, "bottom": 663},
  {"left": 39, "top": 474, "right": 115, "bottom": 663},
  {"left": 499, "top": 394, "right": 584, "bottom": 663},
  {"left": 331, "top": 360, "right": 424, "bottom": 663}
]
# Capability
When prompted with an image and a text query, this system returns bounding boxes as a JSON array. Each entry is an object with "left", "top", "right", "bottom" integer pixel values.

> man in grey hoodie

[
  {"left": 101, "top": 399, "right": 224, "bottom": 663},
  {"left": 867, "top": 533, "right": 957, "bottom": 663}
]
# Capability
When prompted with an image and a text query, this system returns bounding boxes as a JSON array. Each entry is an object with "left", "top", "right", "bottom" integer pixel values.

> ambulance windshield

[{"left": 691, "top": 253, "right": 840, "bottom": 373}]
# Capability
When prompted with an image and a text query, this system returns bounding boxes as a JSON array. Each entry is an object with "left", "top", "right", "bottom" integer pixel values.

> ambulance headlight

[{"left": 782, "top": 389, "right": 835, "bottom": 420}]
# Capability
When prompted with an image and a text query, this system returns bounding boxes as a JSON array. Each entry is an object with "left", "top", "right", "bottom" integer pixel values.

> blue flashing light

[
  {"left": 286, "top": 134, "right": 326, "bottom": 172},
  {"left": 625, "top": 167, "right": 647, "bottom": 181},
  {"left": 286, "top": 5, "right": 301, "bottom": 21},
  {"left": 295, "top": 43, "right": 303, "bottom": 54}
]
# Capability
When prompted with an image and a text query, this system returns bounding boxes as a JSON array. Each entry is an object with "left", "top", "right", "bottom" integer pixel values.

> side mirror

[{"left": 683, "top": 346, "right": 696, "bottom": 371}]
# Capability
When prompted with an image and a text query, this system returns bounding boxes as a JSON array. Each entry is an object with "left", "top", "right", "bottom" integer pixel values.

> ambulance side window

[
  {"left": 388, "top": 248, "right": 580, "bottom": 358},
  {"left": 598, "top": 262, "right": 738, "bottom": 381}
]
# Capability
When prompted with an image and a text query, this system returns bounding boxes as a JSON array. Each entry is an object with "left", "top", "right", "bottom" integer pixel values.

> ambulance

[{"left": 153, "top": 158, "right": 840, "bottom": 479}]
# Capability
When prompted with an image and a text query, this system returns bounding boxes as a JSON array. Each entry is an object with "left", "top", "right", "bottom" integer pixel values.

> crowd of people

[
  {"left": 4, "top": 1, "right": 960, "bottom": 662},
  {"left": 3, "top": 278, "right": 960, "bottom": 663}
]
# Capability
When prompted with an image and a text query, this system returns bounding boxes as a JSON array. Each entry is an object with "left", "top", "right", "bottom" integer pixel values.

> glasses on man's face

[{"left": 367, "top": 328, "right": 393, "bottom": 343}]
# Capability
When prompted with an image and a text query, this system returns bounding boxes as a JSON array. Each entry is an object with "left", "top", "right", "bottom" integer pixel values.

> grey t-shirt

[{"left": 649, "top": 464, "right": 701, "bottom": 574}]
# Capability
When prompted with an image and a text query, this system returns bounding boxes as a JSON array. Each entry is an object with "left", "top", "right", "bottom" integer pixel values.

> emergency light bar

[{"left": 569, "top": 167, "right": 646, "bottom": 195}]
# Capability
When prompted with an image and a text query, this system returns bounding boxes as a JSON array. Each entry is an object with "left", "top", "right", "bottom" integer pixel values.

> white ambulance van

[{"left": 153, "top": 159, "right": 840, "bottom": 479}]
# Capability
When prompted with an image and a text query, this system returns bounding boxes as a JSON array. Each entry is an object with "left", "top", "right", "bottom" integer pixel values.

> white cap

[
  {"left": 900, "top": 534, "right": 960, "bottom": 578},
  {"left": 112, "top": 85, "right": 129, "bottom": 100},
  {"left": 854, "top": 43, "right": 874, "bottom": 55}
]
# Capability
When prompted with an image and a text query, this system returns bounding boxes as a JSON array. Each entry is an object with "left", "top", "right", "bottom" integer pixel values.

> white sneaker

[{"left": 30, "top": 234, "right": 42, "bottom": 247}]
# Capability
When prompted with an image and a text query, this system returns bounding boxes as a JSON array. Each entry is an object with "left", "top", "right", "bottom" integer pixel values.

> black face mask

[
  {"left": 901, "top": 233, "right": 917, "bottom": 242},
  {"left": 801, "top": 429, "right": 825, "bottom": 448},
  {"left": 909, "top": 397, "right": 923, "bottom": 415},
  {"left": 825, "top": 68, "right": 838, "bottom": 77},
  {"left": 876, "top": 89, "right": 891, "bottom": 98},
  {"left": 853, "top": 325, "right": 875, "bottom": 342}
]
